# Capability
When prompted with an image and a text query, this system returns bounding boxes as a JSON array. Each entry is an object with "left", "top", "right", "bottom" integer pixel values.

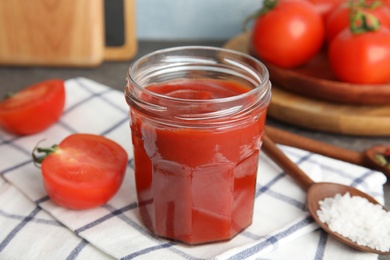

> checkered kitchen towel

[{"left": 0, "top": 78, "right": 386, "bottom": 259}]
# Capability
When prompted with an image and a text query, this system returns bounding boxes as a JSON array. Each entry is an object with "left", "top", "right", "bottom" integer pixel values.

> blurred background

[{"left": 135, "top": 0, "right": 258, "bottom": 40}]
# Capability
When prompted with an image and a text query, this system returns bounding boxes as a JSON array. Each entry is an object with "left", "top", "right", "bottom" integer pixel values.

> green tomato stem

[
  {"left": 242, "top": 0, "right": 278, "bottom": 31},
  {"left": 32, "top": 143, "right": 59, "bottom": 166},
  {"left": 4, "top": 92, "right": 15, "bottom": 100},
  {"left": 355, "top": 0, "right": 383, "bottom": 9},
  {"left": 349, "top": 0, "right": 381, "bottom": 34}
]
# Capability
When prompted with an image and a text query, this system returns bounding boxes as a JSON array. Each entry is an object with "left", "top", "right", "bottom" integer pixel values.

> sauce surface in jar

[{"left": 130, "top": 78, "right": 267, "bottom": 244}]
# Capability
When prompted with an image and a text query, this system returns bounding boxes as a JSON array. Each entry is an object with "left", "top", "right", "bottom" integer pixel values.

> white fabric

[{"left": 0, "top": 78, "right": 385, "bottom": 259}]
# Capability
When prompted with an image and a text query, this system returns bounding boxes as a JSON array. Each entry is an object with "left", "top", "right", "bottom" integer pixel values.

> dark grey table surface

[{"left": 1, "top": 40, "right": 389, "bottom": 259}]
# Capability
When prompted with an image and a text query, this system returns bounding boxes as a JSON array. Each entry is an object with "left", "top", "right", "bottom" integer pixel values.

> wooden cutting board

[
  {"left": 0, "top": 0, "right": 136, "bottom": 67},
  {"left": 224, "top": 33, "right": 390, "bottom": 137}
]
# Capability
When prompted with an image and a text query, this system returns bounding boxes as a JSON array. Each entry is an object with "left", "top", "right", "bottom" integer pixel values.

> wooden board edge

[
  {"left": 104, "top": 0, "right": 138, "bottom": 61},
  {"left": 268, "top": 88, "right": 390, "bottom": 137}
]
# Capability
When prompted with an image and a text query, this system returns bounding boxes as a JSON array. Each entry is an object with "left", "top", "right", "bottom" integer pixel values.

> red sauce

[{"left": 130, "top": 79, "right": 267, "bottom": 244}]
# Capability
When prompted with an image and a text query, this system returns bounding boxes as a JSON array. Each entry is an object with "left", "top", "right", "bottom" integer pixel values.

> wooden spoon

[
  {"left": 265, "top": 125, "right": 390, "bottom": 178},
  {"left": 262, "top": 134, "right": 390, "bottom": 254}
]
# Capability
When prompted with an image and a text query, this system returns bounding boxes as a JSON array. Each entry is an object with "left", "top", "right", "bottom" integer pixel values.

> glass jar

[{"left": 125, "top": 46, "right": 271, "bottom": 244}]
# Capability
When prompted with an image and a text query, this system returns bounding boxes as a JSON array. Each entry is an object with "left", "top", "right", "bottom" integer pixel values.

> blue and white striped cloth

[{"left": 0, "top": 78, "right": 386, "bottom": 260}]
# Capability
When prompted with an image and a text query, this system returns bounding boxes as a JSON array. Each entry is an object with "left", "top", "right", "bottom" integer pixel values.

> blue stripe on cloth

[
  {"left": 120, "top": 239, "right": 205, "bottom": 260},
  {"left": 256, "top": 150, "right": 311, "bottom": 200},
  {"left": 0, "top": 159, "right": 32, "bottom": 176},
  {"left": 256, "top": 173, "right": 285, "bottom": 197},
  {"left": 225, "top": 216, "right": 314, "bottom": 260},
  {"left": 100, "top": 117, "right": 129, "bottom": 136},
  {"left": 314, "top": 230, "right": 327, "bottom": 260},
  {"left": 256, "top": 173, "right": 306, "bottom": 211},
  {"left": 74, "top": 78, "right": 114, "bottom": 96},
  {"left": 55, "top": 120, "right": 79, "bottom": 134},
  {"left": 100, "top": 204, "right": 147, "bottom": 234},
  {"left": 353, "top": 170, "right": 375, "bottom": 182},
  {"left": 35, "top": 195, "right": 51, "bottom": 204},
  {"left": 262, "top": 188, "right": 306, "bottom": 211},
  {"left": 128, "top": 158, "right": 134, "bottom": 169},
  {"left": 164, "top": 247, "right": 205, "bottom": 260},
  {"left": 0, "top": 209, "right": 61, "bottom": 227},
  {"left": 350, "top": 170, "right": 378, "bottom": 189},
  {"left": 96, "top": 91, "right": 128, "bottom": 114},
  {"left": 62, "top": 87, "right": 112, "bottom": 117},
  {"left": 0, "top": 136, "right": 31, "bottom": 157},
  {"left": 74, "top": 203, "right": 138, "bottom": 235},
  {"left": 58, "top": 79, "right": 129, "bottom": 137},
  {"left": 0, "top": 206, "right": 41, "bottom": 253},
  {"left": 120, "top": 242, "right": 175, "bottom": 260},
  {"left": 66, "top": 239, "right": 89, "bottom": 260},
  {"left": 238, "top": 230, "right": 264, "bottom": 241},
  {"left": 295, "top": 152, "right": 313, "bottom": 165},
  {"left": 319, "top": 162, "right": 372, "bottom": 185},
  {"left": 0, "top": 134, "right": 12, "bottom": 144},
  {"left": 283, "top": 148, "right": 364, "bottom": 181},
  {"left": 72, "top": 78, "right": 127, "bottom": 115}
]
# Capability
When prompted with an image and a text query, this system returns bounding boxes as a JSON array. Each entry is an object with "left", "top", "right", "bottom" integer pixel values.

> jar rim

[{"left": 126, "top": 46, "right": 270, "bottom": 105}]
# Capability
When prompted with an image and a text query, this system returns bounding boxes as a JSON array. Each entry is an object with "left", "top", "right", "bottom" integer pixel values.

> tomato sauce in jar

[{"left": 125, "top": 47, "right": 271, "bottom": 244}]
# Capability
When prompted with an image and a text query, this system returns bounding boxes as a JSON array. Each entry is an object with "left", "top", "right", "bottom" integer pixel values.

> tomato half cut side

[
  {"left": 34, "top": 134, "right": 128, "bottom": 210},
  {"left": 0, "top": 79, "right": 66, "bottom": 135}
]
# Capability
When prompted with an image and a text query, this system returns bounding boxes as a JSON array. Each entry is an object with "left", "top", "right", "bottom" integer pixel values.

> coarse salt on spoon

[
  {"left": 265, "top": 125, "right": 390, "bottom": 178},
  {"left": 261, "top": 134, "right": 390, "bottom": 254}
]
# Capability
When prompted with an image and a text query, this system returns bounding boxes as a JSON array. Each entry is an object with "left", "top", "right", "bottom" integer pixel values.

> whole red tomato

[
  {"left": 328, "top": 26, "right": 390, "bottom": 84},
  {"left": 251, "top": 0, "right": 325, "bottom": 68},
  {"left": 0, "top": 79, "right": 65, "bottom": 135},
  {"left": 33, "top": 134, "right": 128, "bottom": 210},
  {"left": 326, "top": 0, "right": 390, "bottom": 43},
  {"left": 306, "top": 0, "right": 343, "bottom": 20}
]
